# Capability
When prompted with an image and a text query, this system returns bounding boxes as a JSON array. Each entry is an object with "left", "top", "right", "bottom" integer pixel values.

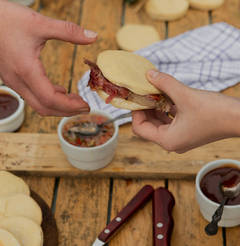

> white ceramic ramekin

[
  {"left": 0, "top": 86, "right": 25, "bottom": 132},
  {"left": 8, "top": 0, "right": 36, "bottom": 6},
  {"left": 196, "top": 159, "right": 240, "bottom": 227},
  {"left": 58, "top": 109, "right": 119, "bottom": 171}
]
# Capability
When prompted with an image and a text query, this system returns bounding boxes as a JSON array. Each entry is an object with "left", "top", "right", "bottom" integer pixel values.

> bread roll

[
  {"left": 0, "top": 216, "right": 43, "bottom": 246},
  {"left": 116, "top": 24, "right": 160, "bottom": 52},
  {"left": 145, "top": 0, "right": 189, "bottom": 21},
  {"left": 0, "top": 193, "right": 42, "bottom": 225},
  {"left": 0, "top": 171, "right": 30, "bottom": 197},
  {"left": 0, "top": 228, "right": 21, "bottom": 246}
]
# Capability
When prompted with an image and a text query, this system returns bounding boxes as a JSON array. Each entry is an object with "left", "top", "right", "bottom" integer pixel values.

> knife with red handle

[
  {"left": 153, "top": 187, "right": 175, "bottom": 246},
  {"left": 92, "top": 185, "right": 154, "bottom": 246}
]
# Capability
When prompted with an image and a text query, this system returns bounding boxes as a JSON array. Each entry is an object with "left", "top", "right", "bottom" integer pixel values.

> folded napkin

[{"left": 78, "top": 22, "right": 240, "bottom": 125}]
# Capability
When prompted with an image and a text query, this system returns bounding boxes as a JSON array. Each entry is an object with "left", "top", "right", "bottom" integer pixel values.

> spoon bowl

[{"left": 68, "top": 112, "right": 131, "bottom": 136}]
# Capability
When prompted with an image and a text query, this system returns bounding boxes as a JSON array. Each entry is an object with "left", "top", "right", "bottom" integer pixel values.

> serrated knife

[
  {"left": 153, "top": 187, "right": 175, "bottom": 246},
  {"left": 91, "top": 185, "right": 154, "bottom": 246}
]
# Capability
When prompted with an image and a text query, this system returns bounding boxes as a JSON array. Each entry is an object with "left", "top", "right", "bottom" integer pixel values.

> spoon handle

[
  {"left": 205, "top": 196, "right": 228, "bottom": 236},
  {"left": 101, "top": 112, "right": 132, "bottom": 127}
]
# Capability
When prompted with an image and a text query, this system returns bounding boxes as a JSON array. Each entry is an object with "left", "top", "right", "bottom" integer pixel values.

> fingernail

[
  {"left": 84, "top": 29, "right": 98, "bottom": 38},
  {"left": 147, "top": 69, "right": 160, "bottom": 79},
  {"left": 78, "top": 108, "right": 90, "bottom": 114}
]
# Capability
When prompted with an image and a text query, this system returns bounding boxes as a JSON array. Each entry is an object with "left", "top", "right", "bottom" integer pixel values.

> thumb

[
  {"left": 146, "top": 69, "right": 189, "bottom": 103},
  {"left": 39, "top": 16, "right": 98, "bottom": 45}
]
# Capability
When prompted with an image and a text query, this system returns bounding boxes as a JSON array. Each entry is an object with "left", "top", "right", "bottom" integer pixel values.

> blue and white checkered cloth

[{"left": 78, "top": 22, "right": 240, "bottom": 125}]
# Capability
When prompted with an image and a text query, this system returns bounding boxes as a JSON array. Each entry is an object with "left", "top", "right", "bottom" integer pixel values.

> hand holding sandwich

[{"left": 132, "top": 70, "right": 240, "bottom": 153}]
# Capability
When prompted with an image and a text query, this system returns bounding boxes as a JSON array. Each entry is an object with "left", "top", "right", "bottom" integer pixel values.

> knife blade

[
  {"left": 92, "top": 184, "right": 154, "bottom": 246},
  {"left": 153, "top": 187, "right": 175, "bottom": 246}
]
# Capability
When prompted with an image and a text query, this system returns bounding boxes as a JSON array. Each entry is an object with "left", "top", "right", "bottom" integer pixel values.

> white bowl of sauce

[
  {"left": 58, "top": 109, "right": 119, "bottom": 171},
  {"left": 196, "top": 159, "right": 240, "bottom": 227},
  {"left": 0, "top": 86, "right": 25, "bottom": 132}
]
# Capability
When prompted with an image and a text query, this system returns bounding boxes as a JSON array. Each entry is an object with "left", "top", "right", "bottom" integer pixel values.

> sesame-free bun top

[
  {"left": 0, "top": 171, "right": 30, "bottom": 197},
  {"left": 96, "top": 50, "right": 160, "bottom": 95},
  {"left": 0, "top": 216, "right": 43, "bottom": 246},
  {"left": 0, "top": 193, "right": 42, "bottom": 225},
  {"left": 0, "top": 228, "right": 21, "bottom": 246}
]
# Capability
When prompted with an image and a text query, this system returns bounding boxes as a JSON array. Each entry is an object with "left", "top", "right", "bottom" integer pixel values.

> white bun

[
  {"left": 0, "top": 171, "right": 30, "bottom": 197},
  {"left": 0, "top": 228, "right": 21, "bottom": 246},
  {"left": 96, "top": 90, "right": 152, "bottom": 110},
  {"left": 97, "top": 50, "right": 160, "bottom": 95},
  {"left": 0, "top": 193, "right": 42, "bottom": 225},
  {"left": 116, "top": 24, "right": 160, "bottom": 52},
  {"left": 190, "top": 0, "right": 224, "bottom": 10},
  {"left": 145, "top": 0, "right": 189, "bottom": 21},
  {"left": 0, "top": 216, "right": 43, "bottom": 246}
]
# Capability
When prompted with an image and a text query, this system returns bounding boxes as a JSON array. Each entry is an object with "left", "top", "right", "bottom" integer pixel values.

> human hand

[
  {"left": 132, "top": 69, "right": 240, "bottom": 153},
  {"left": 0, "top": 0, "right": 98, "bottom": 117}
]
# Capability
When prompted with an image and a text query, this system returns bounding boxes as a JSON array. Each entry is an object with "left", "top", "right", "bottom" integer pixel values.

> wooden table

[{"left": 1, "top": 0, "right": 240, "bottom": 245}]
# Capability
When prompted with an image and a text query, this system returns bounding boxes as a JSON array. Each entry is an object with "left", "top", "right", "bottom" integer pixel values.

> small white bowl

[
  {"left": 0, "top": 86, "right": 25, "bottom": 132},
  {"left": 196, "top": 159, "right": 240, "bottom": 227},
  {"left": 58, "top": 109, "right": 119, "bottom": 171}
]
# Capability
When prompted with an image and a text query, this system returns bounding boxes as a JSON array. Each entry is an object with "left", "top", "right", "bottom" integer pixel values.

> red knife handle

[
  {"left": 98, "top": 185, "right": 154, "bottom": 243},
  {"left": 153, "top": 187, "right": 175, "bottom": 246}
]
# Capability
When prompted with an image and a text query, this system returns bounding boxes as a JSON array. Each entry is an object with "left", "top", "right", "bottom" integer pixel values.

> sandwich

[{"left": 84, "top": 50, "right": 173, "bottom": 111}]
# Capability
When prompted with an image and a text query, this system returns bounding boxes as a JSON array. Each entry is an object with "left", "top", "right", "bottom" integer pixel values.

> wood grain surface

[
  {"left": 1, "top": 132, "right": 240, "bottom": 179},
  {"left": 2, "top": 0, "right": 240, "bottom": 245},
  {"left": 54, "top": 178, "right": 109, "bottom": 246},
  {"left": 109, "top": 179, "right": 165, "bottom": 246}
]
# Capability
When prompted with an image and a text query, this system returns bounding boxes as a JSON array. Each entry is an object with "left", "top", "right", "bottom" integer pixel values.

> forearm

[{"left": 222, "top": 95, "right": 240, "bottom": 138}]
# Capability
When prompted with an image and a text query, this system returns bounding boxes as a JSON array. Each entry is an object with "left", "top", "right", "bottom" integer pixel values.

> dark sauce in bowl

[
  {"left": 0, "top": 92, "right": 19, "bottom": 120},
  {"left": 62, "top": 114, "right": 115, "bottom": 148},
  {"left": 200, "top": 165, "right": 240, "bottom": 205}
]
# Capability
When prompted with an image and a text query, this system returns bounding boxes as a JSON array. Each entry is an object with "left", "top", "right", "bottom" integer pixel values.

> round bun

[
  {"left": 0, "top": 193, "right": 42, "bottom": 225},
  {"left": 0, "top": 171, "right": 30, "bottom": 197},
  {"left": 96, "top": 90, "right": 152, "bottom": 110},
  {"left": 116, "top": 24, "right": 160, "bottom": 52},
  {"left": 96, "top": 50, "right": 160, "bottom": 95},
  {"left": 0, "top": 216, "right": 43, "bottom": 246},
  {"left": 190, "top": 0, "right": 224, "bottom": 10},
  {"left": 0, "top": 228, "right": 21, "bottom": 246},
  {"left": 145, "top": 0, "right": 189, "bottom": 21}
]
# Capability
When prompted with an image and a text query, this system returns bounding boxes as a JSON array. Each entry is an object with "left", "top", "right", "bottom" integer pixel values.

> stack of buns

[{"left": 0, "top": 171, "right": 43, "bottom": 246}]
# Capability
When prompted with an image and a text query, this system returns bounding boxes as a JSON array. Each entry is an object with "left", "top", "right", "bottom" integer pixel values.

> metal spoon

[
  {"left": 205, "top": 171, "right": 240, "bottom": 236},
  {"left": 68, "top": 112, "right": 131, "bottom": 136}
]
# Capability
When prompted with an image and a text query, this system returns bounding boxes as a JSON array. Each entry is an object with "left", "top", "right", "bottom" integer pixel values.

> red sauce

[
  {"left": 62, "top": 114, "right": 114, "bottom": 148},
  {"left": 0, "top": 92, "right": 19, "bottom": 120},
  {"left": 200, "top": 165, "right": 240, "bottom": 205}
]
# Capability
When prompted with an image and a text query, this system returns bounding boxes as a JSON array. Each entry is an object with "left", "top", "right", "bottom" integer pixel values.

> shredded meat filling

[{"left": 84, "top": 59, "right": 172, "bottom": 111}]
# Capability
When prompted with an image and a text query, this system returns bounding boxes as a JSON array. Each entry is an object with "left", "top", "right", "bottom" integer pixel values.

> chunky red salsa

[{"left": 62, "top": 114, "right": 114, "bottom": 147}]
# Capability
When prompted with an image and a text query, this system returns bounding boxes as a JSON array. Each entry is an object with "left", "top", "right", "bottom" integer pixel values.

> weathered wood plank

[
  {"left": 22, "top": 176, "right": 55, "bottom": 208},
  {"left": 54, "top": 177, "right": 109, "bottom": 245},
  {"left": 71, "top": 0, "right": 123, "bottom": 94},
  {"left": 124, "top": 2, "right": 166, "bottom": 41},
  {"left": 30, "top": 0, "right": 41, "bottom": 11},
  {"left": 168, "top": 8, "right": 209, "bottom": 38},
  {"left": 169, "top": 180, "right": 223, "bottom": 246},
  {"left": 226, "top": 226, "right": 240, "bottom": 246},
  {"left": 0, "top": 132, "right": 240, "bottom": 179},
  {"left": 212, "top": 0, "right": 240, "bottom": 29},
  {"left": 109, "top": 179, "right": 165, "bottom": 246}
]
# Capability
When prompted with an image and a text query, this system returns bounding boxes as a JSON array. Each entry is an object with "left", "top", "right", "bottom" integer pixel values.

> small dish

[
  {"left": 196, "top": 159, "right": 240, "bottom": 227},
  {"left": 0, "top": 86, "right": 25, "bottom": 132},
  {"left": 57, "top": 109, "right": 119, "bottom": 171}
]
